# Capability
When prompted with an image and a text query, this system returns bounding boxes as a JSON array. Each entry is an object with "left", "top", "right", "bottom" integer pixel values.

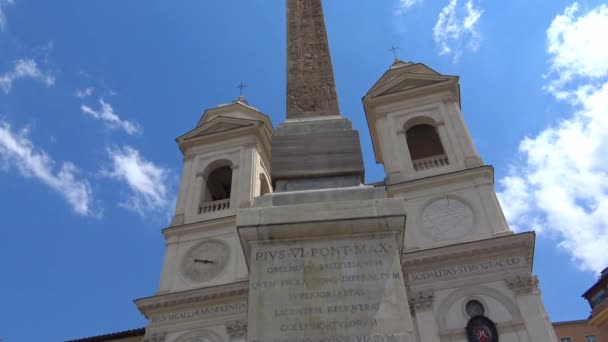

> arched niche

[{"left": 436, "top": 285, "right": 522, "bottom": 333}]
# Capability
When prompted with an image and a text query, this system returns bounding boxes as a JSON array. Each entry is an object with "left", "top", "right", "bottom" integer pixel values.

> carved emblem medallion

[
  {"left": 421, "top": 197, "right": 474, "bottom": 241},
  {"left": 466, "top": 316, "right": 498, "bottom": 342}
]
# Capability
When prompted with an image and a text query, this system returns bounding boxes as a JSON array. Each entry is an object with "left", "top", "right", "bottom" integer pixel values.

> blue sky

[{"left": 1, "top": 1, "right": 607, "bottom": 340}]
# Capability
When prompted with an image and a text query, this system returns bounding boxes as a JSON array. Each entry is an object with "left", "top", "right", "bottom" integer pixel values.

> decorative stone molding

[
  {"left": 174, "top": 328, "right": 225, "bottom": 342},
  {"left": 195, "top": 171, "right": 207, "bottom": 179},
  {"left": 135, "top": 281, "right": 248, "bottom": 315},
  {"left": 506, "top": 275, "right": 539, "bottom": 295},
  {"left": 436, "top": 285, "right": 522, "bottom": 332},
  {"left": 420, "top": 196, "right": 474, "bottom": 242},
  {"left": 226, "top": 320, "right": 248, "bottom": 340},
  {"left": 144, "top": 332, "right": 167, "bottom": 342},
  {"left": 401, "top": 232, "right": 535, "bottom": 282},
  {"left": 409, "top": 291, "right": 435, "bottom": 312},
  {"left": 170, "top": 214, "right": 185, "bottom": 227}
]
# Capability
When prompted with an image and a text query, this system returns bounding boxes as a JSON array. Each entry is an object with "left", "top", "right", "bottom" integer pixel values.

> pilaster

[
  {"left": 409, "top": 291, "right": 441, "bottom": 342},
  {"left": 507, "top": 275, "right": 558, "bottom": 341}
]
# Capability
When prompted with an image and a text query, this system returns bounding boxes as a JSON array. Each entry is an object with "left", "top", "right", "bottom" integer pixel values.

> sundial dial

[{"left": 421, "top": 198, "right": 474, "bottom": 241}]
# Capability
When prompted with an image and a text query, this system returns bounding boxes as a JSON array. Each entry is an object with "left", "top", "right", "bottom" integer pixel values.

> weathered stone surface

[
  {"left": 272, "top": 130, "right": 364, "bottom": 181},
  {"left": 274, "top": 176, "right": 362, "bottom": 192},
  {"left": 252, "top": 186, "right": 385, "bottom": 208},
  {"left": 287, "top": 0, "right": 340, "bottom": 118},
  {"left": 276, "top": 117, "right": 352, "bottom": 135},
  {"left": 247, "top": 233, "right": 414, "bottom": 342}
]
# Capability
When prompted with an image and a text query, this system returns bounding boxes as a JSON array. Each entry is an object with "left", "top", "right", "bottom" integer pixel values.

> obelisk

[
  {"left": 272, "top": 0, "right": 364, "bottom": 191},
  {"left": 286, "top": 0, "right": 340, "bottom": 118}
]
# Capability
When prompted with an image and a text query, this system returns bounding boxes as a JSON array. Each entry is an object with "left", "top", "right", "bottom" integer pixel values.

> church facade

[{"left": 71, "top": 1, "right": 557, "bottom": 342}]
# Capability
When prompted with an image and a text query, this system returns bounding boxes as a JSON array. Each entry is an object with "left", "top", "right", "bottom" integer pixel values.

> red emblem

[{"left": 473, "top": 326, "right": 491, "bottom": 342}]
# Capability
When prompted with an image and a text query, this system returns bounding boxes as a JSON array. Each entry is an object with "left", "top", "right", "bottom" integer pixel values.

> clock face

[
  {"left": 421, "top": 197, "right": 474, "bottom": 241},
  {"left": 181, "top": 239, "right": 230, "bottom": 283}
]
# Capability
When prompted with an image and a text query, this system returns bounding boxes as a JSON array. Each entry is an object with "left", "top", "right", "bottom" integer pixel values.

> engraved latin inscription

[
  {"left": 287, "top": 0, "right": 340, "bottom": 118},
  {"left": 248, "top": 235, "right": 412, "bottom": 342}
]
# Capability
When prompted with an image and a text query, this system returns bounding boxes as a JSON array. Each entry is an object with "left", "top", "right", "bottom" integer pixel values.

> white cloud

[
  {"left": 0, "top": 59, "right": 55, "bottom": 93},
  {"left": 81, "top": 99, "right": 140, "bottom": 135},
  {"left": 102, "top": 146, "right": 171, "bottom": 216},
  {"left": 544, "top": 2, "right": 608, "bottom": 100},
  {"left": 433, "top": 0, "right": 483, "bottom": 63},
  {"left": 0, "top": 0, "right": 14, "bottom": 30},
  {"left": 498, "top": 3, "right": 608, "bottom": 274},
  {"left": 0, "top": 120, "right": 94, "bottom": 216},
  {"left": 395, "top": 0, "right": 422, "bottom": 15},
  {"left": 75, "top": 87, "right": 94, "bottom": 99}
]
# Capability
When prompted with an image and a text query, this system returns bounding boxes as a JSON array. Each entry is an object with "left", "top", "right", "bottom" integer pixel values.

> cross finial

[
  {"left": 233, "top": 82, "right": 249, "bottom": 104},
  {"left": 237, "top": 82, "right": 247, "bottom": 97},
  {"left": 388, "top": 46, "right": 400, "bottom": 61}
]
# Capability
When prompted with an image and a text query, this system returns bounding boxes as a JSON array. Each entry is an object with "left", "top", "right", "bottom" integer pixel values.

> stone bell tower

[
  {"left": 134, "top": 97, "right": 274, "bottom": 342},
  {"left": 362, "top": 60, "right": 558, "bottom": 341}
]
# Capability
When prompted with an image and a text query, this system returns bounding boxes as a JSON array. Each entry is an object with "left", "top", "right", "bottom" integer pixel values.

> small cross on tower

[
  {"left": 234, "top": 82, "right": 249, "bottom": 104},
  {"left": 237, "top": 82, "right": 247, "bottom": 98},
  {"left": 388, "top": 46, "right": 400, "bottom": 62}
]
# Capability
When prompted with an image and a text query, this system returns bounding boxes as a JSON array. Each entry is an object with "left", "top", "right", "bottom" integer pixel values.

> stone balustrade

[
  {"left": 199, "top": 198, "right": 231, "bottom": 214},
  {"left": 413, "top": 154, "right": 449, "bottom": 171}
]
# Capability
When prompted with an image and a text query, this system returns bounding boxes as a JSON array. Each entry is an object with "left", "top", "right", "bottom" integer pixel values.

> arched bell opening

[
  {"left": 405, "top": 123, "right": 449, "bottom": 171},
  {"left": 259, "top": 173, "right": 271, "bottom": 196},
  {"left": 199, "top": 162, "right": 233, "bottom": 214}
]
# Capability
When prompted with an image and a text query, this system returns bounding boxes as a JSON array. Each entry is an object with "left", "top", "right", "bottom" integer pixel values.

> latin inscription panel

[{"left": 248, "top": 233, "right": 413, "bottom": 342}]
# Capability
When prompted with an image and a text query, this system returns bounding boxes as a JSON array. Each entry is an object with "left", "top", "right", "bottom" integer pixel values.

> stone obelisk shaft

[
  {"left": 286, "top": 0, "right": 340, "bottom": 118},
  {"left": 272, "top": 0, "right": 363, "bottom": 191}
]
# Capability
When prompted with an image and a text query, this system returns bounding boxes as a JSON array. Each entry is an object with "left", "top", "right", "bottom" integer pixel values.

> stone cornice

[
  {"left": 184, "top": 136, "right": 257, "bottom": 158},
  {"left": 196, "top": 102, "right": 274, "bottom": 130},
  {"left": 179, "top": 123, "right": 272, "bottom": 158},
  {"left": 162, "top": 215, "right": 237, "bottom": 240},
  {"left": 387, "top": 166, "right": 494, "bottom": 197},
  {"left": 402, "top": 232, "right": 535, "bottom": 272},
  {"left": 366, "top": 80, "right": 459, "bottom": 111},
  {"left": 134, "top": 281, "right": 248, "bottom": 318}
]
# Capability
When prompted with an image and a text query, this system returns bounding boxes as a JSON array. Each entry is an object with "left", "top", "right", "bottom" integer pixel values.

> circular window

[{"left": 466, "top": 299, "right": 485, "bottom": 317}]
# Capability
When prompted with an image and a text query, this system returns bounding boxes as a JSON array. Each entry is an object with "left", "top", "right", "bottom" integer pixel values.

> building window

[
  {"left": 560, "top": 338, "right": 573, "bottom": 342},
  {"left": 590, "top": 289, "right": 606, "bottom": 308},
  {"left": 585, "top": 336, "right": 598, "bottom": 342},
  {"left": 405, "top": 124, "right": 449, "bottom": 171},
  {"left": 465, "top": 300, "right": 485, "bottom": 318}
]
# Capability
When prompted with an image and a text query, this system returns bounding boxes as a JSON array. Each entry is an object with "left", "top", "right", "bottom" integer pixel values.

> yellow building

[{"left": 582, "top": 267, "right": 608, "bottom": 340}]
